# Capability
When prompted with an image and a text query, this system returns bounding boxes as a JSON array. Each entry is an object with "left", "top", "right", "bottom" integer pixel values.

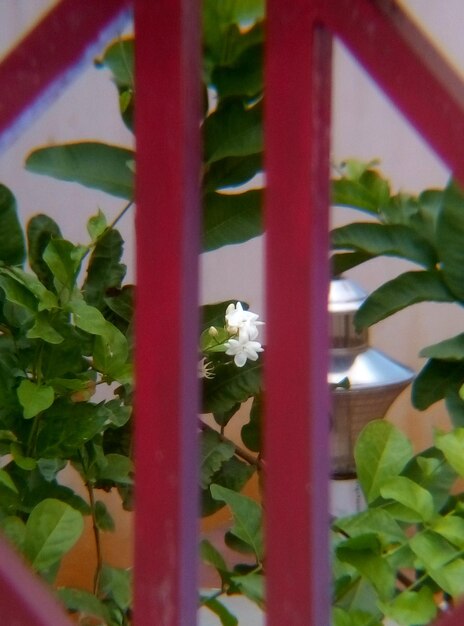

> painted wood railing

[{"left": 0, "top": 1, "right": 463, "bottom": 624}]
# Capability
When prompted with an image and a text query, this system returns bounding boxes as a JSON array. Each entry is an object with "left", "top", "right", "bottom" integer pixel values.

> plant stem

[
  {"left": 86, "top": 479, "right": 103, "bottom": 595},
  {"left": 199, "top": 419, "right": 264, "bottom": 470}
]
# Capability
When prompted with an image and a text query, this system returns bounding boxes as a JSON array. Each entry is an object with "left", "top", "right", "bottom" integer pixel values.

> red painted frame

[{"left": 0, "top": 1, "right": 463, "bottom": 625}]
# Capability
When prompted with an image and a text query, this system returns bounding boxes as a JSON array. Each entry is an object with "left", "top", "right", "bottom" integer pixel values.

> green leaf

[
  {"left": 379, "top": 587, "right": 437, "bottom": 626},
  {"left": 331, "top": 169, "right": 390, "bottom": 216},
  {"left": 99, "top": 565, "right": 132, "bottom": 610},
  {"left": 24, "top": 499, "right": 83, "bottom": 572},
  {"left": 402, "top": 447, "right": 457, "bottom": 511},
  {"left": 212, "top": 44, "right": 263, "bottom": 98},
  {"left": 0, "top": 274, "right": 37, "bottom": 312},
  {"left": 355, "top": 271, "right": 454, "bottom": 330},
  {"left": 204, "top": 101, "right": 262, "bottom": 164},
  {"left": 201, "top": 456, "right": 255, "bottom": 516},
  {"left": 25, "top": 142, "right": 135, "bottom": 199},
  {"left": 87, "top": 210, "right": 107, "bottom": 242},
  {"left": 230, "top": 572, "right": 264, "bottom": 608},
  {"left": 68, "top": 298, "right": 110, "bottom": 335},
  {"left": 100, "top": 38, "right": 134, "bottom": 88},
  {"left": 203, "top": 190, "right": 262, "bottom": 251},
  {"left": 202, "top": 359, "right": 262, "bottom": 414},
  {"left": 104, "top": 285, "right": 134, "bottom": 323},
  {"left": 380, "top": 476, "right": 435, "bottom": 522},
  {"left": 336, "top": 534, "right": 395, "bottom": 600},
  {"left": 10, "top": 443, "right": 37, "bottom": 470},
  {"left": 27, "top": 214, "right": 62, "bottom": 290},
  {"left": 43, "top": 239, "right": 86, "bottom": 297},
  {"left": 435, "top": 428, "right": 464, "bottom": 476},
  {"left": 210, "top": 484, "right": 263, "bottom": 560},
  {"left": 27, "top": 312, "right": 63, "bottom": 344},
  {"left": 97, "top": 454, "right": 133, "bottom": 485},
  {"left": 83, "top": 227, "right": 126, "bottom": 309},
  {"left": 355, "top": 420, "right": 413, "bottom": 503},
  {"left": 0, "top": 468, "right": 18, "bottom": 493},
  {"left": 241, "top": 393, "right": 262, "bottom": 452},
  {"left": 0, "top": 516, "right": 26, "bottom": 550},
  {"left": 0, "top": 184, "right": 26, "bottom": 266},
  {"left": 17, "top": 379, "right": 54, "bottom": 419},
  {"left": 200, "top": 429, "right": 235, "bottom": 489},
  {"left": 432, "top": 515, "right": 464, "bottom": 548},
  {"left": 331, "top": 251, "right": 374, "bottom": 276},
  {"left": 436, "top": 181, "right": 464, "bottom": 299},
  {"left": 334, "top": 509, "right": 405, "bottom": 546},
  {"left": 94, "top": 500, "right": 115, "bottom": 532},
  {"left": 331, "top": 223, "right": 436, "bottom": 268},
  {"left": 420, "top": 333, "right": 464, "bottom": 360},
  {"left": 200, "top": 594, "right": 238, "bottom": 626},
  {"left": 204, "top": 154, "right": 262, "bottom": 192},
  {"left": 332, "top": 607, "right": 382, "bottom": 626},
  {"left": 58, "top": 588, "right": 112, "bottom": 623},
  {"left": 412, "top": 359, "right": 464, "bottom": 410},
  {"left": 3, "top": 266, "right": 58, "bottom": 310},
  {"left": 428, "top": 558, "right": 464, "bottom": 597}
]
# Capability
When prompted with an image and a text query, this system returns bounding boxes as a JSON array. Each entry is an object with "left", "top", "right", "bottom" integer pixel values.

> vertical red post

[
  {"left": 134, "top": 1, "right": 201, "bottom": 625},
  {"left": 265, "top": 2, "right": 332, "bottom": 625}
]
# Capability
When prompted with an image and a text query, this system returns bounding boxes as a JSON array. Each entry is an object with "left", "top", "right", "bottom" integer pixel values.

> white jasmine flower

[
  {"left": 225, "top": 337, "right": 263, "bottom": 367},
  {"left": 198, "top": 358, "right": 215, "bottom": 379},
  {"left": 225, "top": 302, "right": 264, "bottom": 341}
]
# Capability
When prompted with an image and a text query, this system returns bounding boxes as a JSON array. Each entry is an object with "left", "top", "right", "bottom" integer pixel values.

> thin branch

[{"left": 199, "top": 419, "right": 264, "bottom": 470}]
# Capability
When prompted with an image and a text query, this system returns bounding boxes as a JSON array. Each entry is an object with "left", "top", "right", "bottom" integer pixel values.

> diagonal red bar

[
  {"left": 133, "top": 0, "right": 201, "bottom": 624},
  {"left": 321, "top": 0, "right": 464, "bottom": 185},
  {"left": 0, "top": 534, "right": 72, "bottom": 625},
  {"left": 265, "top": 1, "right": 332, "bottom": 624},
  {"left": 0, "top": 0, "right": 131, "bottom": 150}
]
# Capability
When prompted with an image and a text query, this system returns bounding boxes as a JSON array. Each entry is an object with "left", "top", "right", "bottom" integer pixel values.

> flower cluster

[
  {"left": 224, "top": 302, "right": 264, "bottom": 367},
  {"left": 199, "top": 302, "right": 264, "bottom": 377}
]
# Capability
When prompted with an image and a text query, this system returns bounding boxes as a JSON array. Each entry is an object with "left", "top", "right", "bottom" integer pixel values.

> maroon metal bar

[
  {"left": 0, "top": 535, "right": 72, "bottom": 625},
  {"left": 133, "top": 0, "right": 201, "bottom": 624},
  {"left": 265, "top": 1, "right": 332, "bottom": 624},
  {"left": 0, "top": 0, "right": 131, "bottom": 150},
  {"left": 321, "top": 0, "right": 464, "bottom": 185}
]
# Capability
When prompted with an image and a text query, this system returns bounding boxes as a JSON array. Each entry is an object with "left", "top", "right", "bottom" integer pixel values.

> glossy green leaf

[
  {"left": 17, "top": 379, "right": 54, "bottom": 419},
  {"left": 27, "top": 312, "right": 63, "bottom": 344},
  {"left": 336, "top": 533, "right": 395, "bottom": 600},
  {"left": 94, "top": 500, "right": 115, "bottom": 532},
  {"left": 204, "top": 190, "right": 262, "bottom": 251},
  {"left": 331, "top": 223, "right": 436, "bottom": 268},
  {"left": 99, "top": 565, "right": 132, "bottom": 610},
  {"left": 202, "top": 359, "right": 262, "bottom": 414},
  {"left": 0, "top": 184, "right": 26, "bottom": 266},
  {"left": 200, "top": 429, "right": 235, "bottom": 489},
  {"left": 83, "top": 227, "right": 126, "bottom": 309},
  {"left": 97, "top": 453, "right": 133, "bottom": 485},
  {"left": 412, "top": 359, "right": 464, "bottom": 410},
  {"left": 210, "top": 484, "right": 263, "bottom": 560},
  {"left": 380, "top": 476, "right": 435, "bottom": 522},
  {"left": 200, "top": 595, "right": 238, "bottom": 626},
  {"left": 213, "top": 44, "right": 263, "bottom": 98},
  {"left": 26, "top": 142, "right": 135, "bottom": 199},
  {"left": 0, "top": 274, "right": 37, "bottom": 311},
  {"left": 100, "top": 38, "right": 134, "bottom": 88},
  {"left": 420, "top": 332, "right": 464, "bottom": 360},
  {"left": 355, "top": 421, "right": 413, "bottom": 503},
  {"left": 26, "top": 214, "right": 62, "bottom": 290},
  {"left": 3, "top": 266, "right": 58, "bottom": 310},
  {"left": 87, "top": 210, "right": 107, "bottom": 242},
  {"left": 355, "top": 271, "right": 454, "bottom": 330},
  {"left": 43, "top": 239, "right": 86, "bottom": 297},
  {"left": 230, "top": 572, "right": 264, "bottom": 607},
  {"left": 241, "top": 393, "right": 262, "bottom": 452},
  {"left": 379, "top": 587, "right": 436, "bottom": 626},
  {"left": 402, "top": 447, "right": 457, "bottom": 511},
  {"left": 68, "top": 298, "right": 110, "bottom": 336},
  {"left": 204, "top": 154, "right": 262, "bottom": 192},
  {"left": 435, "top": 428, "right": 464, "bottom": 476},
  {"left": 201, "top": 456, "right": 255, "bottom": 516},
  {"left": 331, "top": 169, "right": 390, "bottom": 216},
  {"left": 436, "top": 181, "right": 464, "bottom": 299},
  {"left": 331, "top": 251, "right": 374, "bottom": 276},
  {"left": 334, "top": 509, "right": 405, "bottom": 545},
  {"left": 58, "top": 588, "right": 112, "bottom": 623},
  {"left": 428, "top": 558, "right": 464, "bottom": 597},
  {"left": 24, "top": 499, "right": 83, "bottom": 572},
  {"left": 332, "top": 607, "right": 382, "bottom": 626},
  {"left": 204, "top": 101, "right": 262, "bottom": 164},
  {"left": 432, "top": 515, "right": 464, "bottom": 548}
]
